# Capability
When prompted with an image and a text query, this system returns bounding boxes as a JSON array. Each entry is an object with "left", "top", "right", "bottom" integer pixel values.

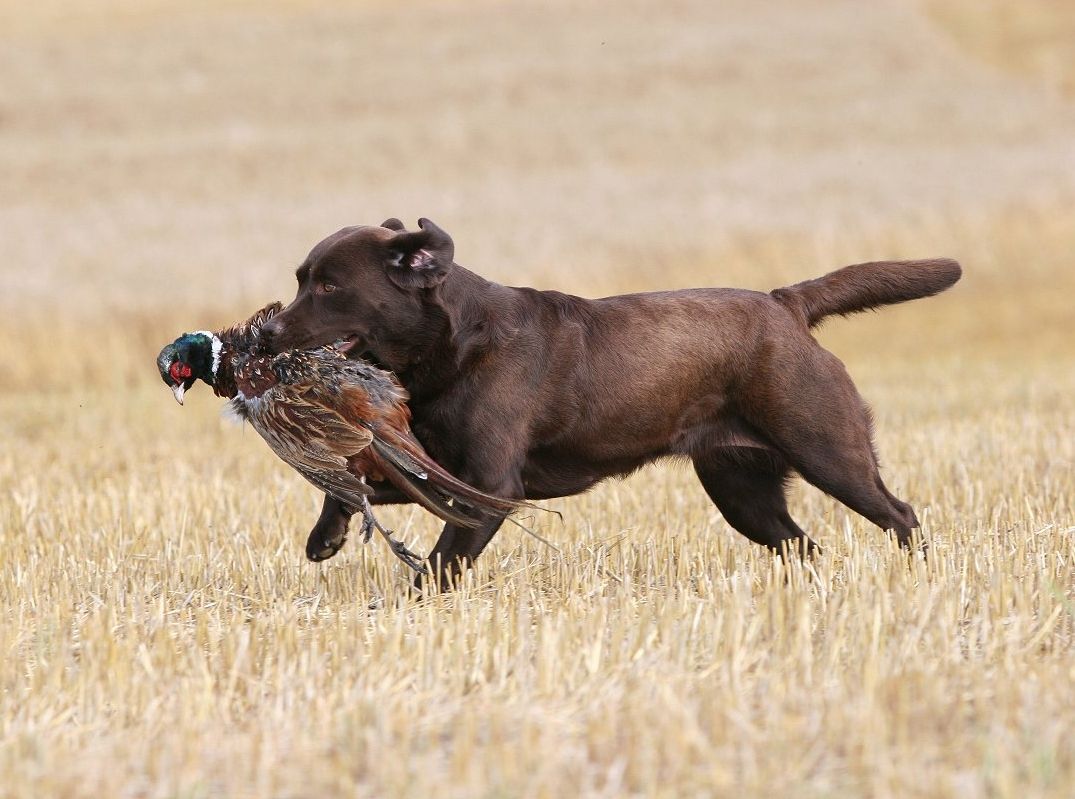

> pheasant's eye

[{"left": 169, "top": 361, "right": 193, "bottom": 382}]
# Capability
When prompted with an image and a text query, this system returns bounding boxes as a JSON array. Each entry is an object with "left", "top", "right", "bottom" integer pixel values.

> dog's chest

[{"left": 408, "top": 410, "right": 462, "bottom": 472}]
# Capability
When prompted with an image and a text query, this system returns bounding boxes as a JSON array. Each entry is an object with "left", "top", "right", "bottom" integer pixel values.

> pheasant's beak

[{"left": 171, "top": 384, "right": 186, "bottom": 405}]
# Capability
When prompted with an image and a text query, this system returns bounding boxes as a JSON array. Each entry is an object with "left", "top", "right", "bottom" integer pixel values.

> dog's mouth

[
  {"left": 335, "top": 335, "right": 390, "bottom": 371},
  {"left": 334, "top": 335, "right": 361, "bottom": 355}
]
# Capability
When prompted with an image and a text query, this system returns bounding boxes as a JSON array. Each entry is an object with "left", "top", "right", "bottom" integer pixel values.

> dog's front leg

[
  {"left": 420, "top": 467, "right": 525, "bottom": 591},
  {"left": 421, "top": 514, "right": 509, "bottom": 590},
  {"left": 306, "top": 494, "right": 352, "bottom": 562},
  {"left": 305, "top": 484, "right": 414, "bottom": 562}
]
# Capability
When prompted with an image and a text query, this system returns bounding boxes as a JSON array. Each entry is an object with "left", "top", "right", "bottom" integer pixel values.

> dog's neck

[{"left": 381, "top": 266, "right": 513, "bottom": 401}]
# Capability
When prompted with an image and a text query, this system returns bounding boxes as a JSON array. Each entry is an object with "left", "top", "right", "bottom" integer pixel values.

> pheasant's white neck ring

[{"left": 193, "top": 331, "right": 224, "bottom": 380}]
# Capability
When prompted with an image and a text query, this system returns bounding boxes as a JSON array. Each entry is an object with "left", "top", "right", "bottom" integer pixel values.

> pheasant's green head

[{"left": 156, "top": 331, "right": 221, "bottom": 404}]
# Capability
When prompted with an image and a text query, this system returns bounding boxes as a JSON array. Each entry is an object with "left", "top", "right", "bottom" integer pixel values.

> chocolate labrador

[{"left": 261, "top": 218, "right": 961, "bottom": 587}]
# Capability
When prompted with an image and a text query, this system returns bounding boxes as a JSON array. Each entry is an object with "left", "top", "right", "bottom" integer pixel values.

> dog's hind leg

[
  {"left": 792, "top": 450, "right": 919, "bottom": 549},
  {"left": 692, "top": 448, "right": 819, "bottom": 557},
  {"left": 747, "top": 349, "right": 920, "bottom": 548}
]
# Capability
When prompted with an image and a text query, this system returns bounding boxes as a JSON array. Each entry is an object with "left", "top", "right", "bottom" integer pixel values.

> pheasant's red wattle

[{"left": 169, "top": 362, "right": 192, "bottom": 382}]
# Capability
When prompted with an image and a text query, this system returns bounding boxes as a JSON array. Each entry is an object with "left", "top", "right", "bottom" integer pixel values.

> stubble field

[{"left": 1, "top": 1, "right": 1073, "bottom": 796}]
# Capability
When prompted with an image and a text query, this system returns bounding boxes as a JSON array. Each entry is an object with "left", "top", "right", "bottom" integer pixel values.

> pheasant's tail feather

[
  {"left": 370, "top": 437, "right": 526, "bottom": 522},
  {"left": 371, "top": 449, "right": 483, "bottom": 528},
  {"left": 371, "top": 437, "right": 428, "bottom": 480}
]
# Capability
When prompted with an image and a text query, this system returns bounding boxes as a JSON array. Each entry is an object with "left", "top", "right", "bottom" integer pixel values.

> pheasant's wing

[
  {"left": 257, "top": 358, "right": 482, "bottom": 527},
  {"left": 251, "top": 354, "right": 510, "bottom": 528},
  {"left": 301, "top": 359, "right": 523, "bottom": 526},
  {"left": 246, "top": 377, "right": 376, "bottom": 512}
]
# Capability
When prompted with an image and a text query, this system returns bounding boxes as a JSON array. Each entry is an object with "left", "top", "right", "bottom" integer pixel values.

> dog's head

[{"left": 261, "top": 218, "right": 455, "bottom": 368}]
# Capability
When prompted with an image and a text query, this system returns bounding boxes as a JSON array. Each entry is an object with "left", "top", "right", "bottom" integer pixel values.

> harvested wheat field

[{"left": 1, "top": 0, "right": 1074, "bottom": 796}]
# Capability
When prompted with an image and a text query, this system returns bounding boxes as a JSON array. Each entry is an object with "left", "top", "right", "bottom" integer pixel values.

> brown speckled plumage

[{"left": 158, "top": 302, "right": 522, "bottom": 571}]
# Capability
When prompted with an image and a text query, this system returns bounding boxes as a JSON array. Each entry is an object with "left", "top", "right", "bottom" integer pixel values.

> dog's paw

[
  {"left": 307, "top": 540, "right": 344, "bottom": 561},
  {"left": 305, "top": 527, "right": 348, "bottom": 562}
]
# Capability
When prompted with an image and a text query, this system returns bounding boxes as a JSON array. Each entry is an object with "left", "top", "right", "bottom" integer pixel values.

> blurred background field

[{"left": 0, "top": 1, "right": 1073, "bottom": 797}]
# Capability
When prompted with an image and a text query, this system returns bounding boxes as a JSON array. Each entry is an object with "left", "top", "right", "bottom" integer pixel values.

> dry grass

[
  {"left": 1, "top": 1, "right": 1074, "bottom": 797},
  {"left": 924, "top": 0, "right": 1075, "bottom": 97}
]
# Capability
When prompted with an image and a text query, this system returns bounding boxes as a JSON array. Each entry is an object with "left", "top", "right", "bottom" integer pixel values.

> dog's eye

[{"left": 318, "top": 282, "right": 337, "bottom": 295}]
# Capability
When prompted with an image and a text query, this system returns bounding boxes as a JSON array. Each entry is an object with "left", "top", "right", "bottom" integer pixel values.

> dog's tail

[{"left": 770, "top": 258, "right": 962, "bottom": 329}]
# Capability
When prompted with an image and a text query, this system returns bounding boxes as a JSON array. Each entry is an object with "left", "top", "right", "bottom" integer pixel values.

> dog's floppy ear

[
  {"left": 380, "top": 218, "right": 406, "bottom": 232},
  {"left": 384, "top": 218, "right": 455, "bottom": 289}
]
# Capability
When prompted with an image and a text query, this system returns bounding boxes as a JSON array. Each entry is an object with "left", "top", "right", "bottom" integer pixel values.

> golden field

[{"left": 1, "top": 1, "right": 1073, "bottom": 796}]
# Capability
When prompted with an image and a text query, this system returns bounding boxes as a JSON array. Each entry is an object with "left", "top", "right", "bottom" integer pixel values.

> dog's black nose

[{"left": 259, "top": 319, "right": 281, "bottom": 350}]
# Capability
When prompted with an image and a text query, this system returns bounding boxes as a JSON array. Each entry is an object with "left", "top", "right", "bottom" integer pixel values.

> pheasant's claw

[
  {"left": 359, "top": 511, "right": 374, "bottom": 544},
  {"left": 358, "top": 494, "right": 426, "bottom": 572},
  {"left": 388, "top": 537, "right": 428, "bottom": 574}
]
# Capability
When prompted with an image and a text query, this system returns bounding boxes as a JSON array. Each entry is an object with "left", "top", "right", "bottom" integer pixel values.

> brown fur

[{"left": 261, "top": 218, "right": 961, "bottom": 588}]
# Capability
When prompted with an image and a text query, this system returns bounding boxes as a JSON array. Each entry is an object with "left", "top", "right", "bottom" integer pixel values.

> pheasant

[{"left": 156, "top": 302, "right": 522, "bottom": 572}]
